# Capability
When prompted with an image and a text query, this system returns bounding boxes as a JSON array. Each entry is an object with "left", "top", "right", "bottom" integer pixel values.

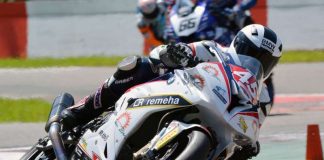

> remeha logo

[
  {"left": 130, "top": 95, "right": 191, "bottom": 107},
  {"left": 261, "top": 38, "right": 275, "bottom": 53}
]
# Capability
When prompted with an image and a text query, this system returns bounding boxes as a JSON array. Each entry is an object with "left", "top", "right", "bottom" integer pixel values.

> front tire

[
  {"left": 20, "top": 144, "right": 41, "bottom": 160},
  {"left": 20, "top": 138, "right": 56, "bottom": 160},
  {"left": 20, "top": 145, "right": 56, "bottom": 160},
  {"left": 157, "top": 130, "right": 211, "bottom": 160}
]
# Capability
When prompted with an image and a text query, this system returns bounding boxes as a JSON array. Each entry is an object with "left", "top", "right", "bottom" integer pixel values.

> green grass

[
  {"left": 0, "top": 51, "right": 323, "bottom": 68},
  {"left": 0, "top": 56, "right": 125, "bottom": 68},
  {"left": 280, "top": 50, "right": 324, "bottom": 63},
  {"left": 0, "top": 98, "right": 51, "bottom": 123},
  {"left": 0, "top": 51, "right": 323, "bottom": 123}
]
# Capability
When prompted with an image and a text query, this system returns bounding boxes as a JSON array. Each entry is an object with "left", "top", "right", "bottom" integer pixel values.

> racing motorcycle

[
  {"left": 164, "top": 0, "right": 246, "bottom": 45},
  {"left": 22, "top": 47, "right": 262, "bottom": 160}
]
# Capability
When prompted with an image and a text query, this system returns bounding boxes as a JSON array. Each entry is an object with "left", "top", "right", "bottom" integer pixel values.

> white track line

[
  {"left": 276, "top": 93, "right": 324, "bottom": 97},
  {"left": 0, "top": 147, "right": 31, "bottom": 152}
]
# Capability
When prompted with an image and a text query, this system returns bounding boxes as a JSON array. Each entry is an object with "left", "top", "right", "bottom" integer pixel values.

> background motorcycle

[{"left": 164, "top": 0, "right": 248, "bottom": 45}]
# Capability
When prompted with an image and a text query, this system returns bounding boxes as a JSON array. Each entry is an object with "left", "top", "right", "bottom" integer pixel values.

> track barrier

[
  {"left": 306, "top": 124, "right": 323, "bottom": 160},
  {"left": 0, "top": 1, "right": 27, "bottom": 58},
  {"left": 250, "top": 0, "right": 267, "bottom": 26}
]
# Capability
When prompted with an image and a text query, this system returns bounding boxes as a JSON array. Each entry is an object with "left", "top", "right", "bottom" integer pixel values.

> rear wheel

[{"left": 156, "top": 130, "right": 211, "bottom": 160}]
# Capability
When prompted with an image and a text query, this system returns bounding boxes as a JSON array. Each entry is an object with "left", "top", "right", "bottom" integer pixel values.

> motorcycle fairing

[
  {"left": 170, "top": 0, "right": 207, "bottom": 37},
  {"left": 74, "top": 142, "right": 93, "bottom": 160},
  {"left": 230, "top": 64, "right": 259, "bottom": 105},
  {"left": 77, "top": 61, "right": 260, "bottom": 159},
  {"left": 76, "top": 75, "right": 198, "bottom": 159},
  {"left": 228, "top": 109, "right": 260, "bottom": 145}
]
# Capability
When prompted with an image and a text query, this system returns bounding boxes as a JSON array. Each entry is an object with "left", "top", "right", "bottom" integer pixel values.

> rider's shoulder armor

[{"left": 117, "top": 56, "right": 140, "bottom": 71}]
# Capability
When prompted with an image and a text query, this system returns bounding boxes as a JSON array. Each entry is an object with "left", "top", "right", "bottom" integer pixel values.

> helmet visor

[{"left": 238, "top": 55, "right": 263, "bottom": 83}]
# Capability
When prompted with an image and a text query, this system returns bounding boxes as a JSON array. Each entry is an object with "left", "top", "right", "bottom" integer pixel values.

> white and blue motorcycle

[
  {"left": 22, "top": 47, "right": 262, "bottom": 160},
  {"left": 164, "top": 0, "right": 245, "bottom": 46}
]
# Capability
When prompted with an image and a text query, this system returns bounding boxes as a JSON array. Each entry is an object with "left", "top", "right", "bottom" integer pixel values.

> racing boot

[
  {"left": 60, "top": 83, "right": 119, "bottom": 131},
  {"left": 228, "top": 141, "right": 260, "bottom": 160}
]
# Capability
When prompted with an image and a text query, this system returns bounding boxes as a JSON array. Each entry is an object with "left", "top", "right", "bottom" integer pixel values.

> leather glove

[
  {"left": 60, "top": 109, "right": 80, "bottom": 131},
  {"left": 159, "top": 43, "right": 200, "bottom": 68}
]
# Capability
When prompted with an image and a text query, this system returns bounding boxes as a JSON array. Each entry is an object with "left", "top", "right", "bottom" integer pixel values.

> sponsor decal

[
  {"left": 77, "top": 139, "right": 92, "bottom": 160},
  {"left": 80, "top": 138, "right": 88, "bottom": 149},
  {"left": 238, "top": 116, "right": 248, "bottom": 133},
  {"left": 261, "top": 38, "right": 275, "bottom": 53},
  {"left": 202, "top": 65, "right": 221, "bottom": 81},
  {"left": 190, "top": 74, "right": 205, "bottom": 90},
  {"left": 114, "top": 112, "right": 131, "bottom": 136},
  {"left": 115, "top": 77, "right": 134, "bottom": 84},
  {"left": 155, "top": 126, "right": 180, "bottom": 150},
  {"left": 212, "top": 86, "right": 227, "bottom": 104},
  {"left": 232, "top": 66, "right": 258, "bottom": 104},
  {"left": 92, "top": 151, "right": 101, "bottom": 160},
  {"left": 94, "top": 86, "right": 103, "bottom": 109},
  {"left": 129, "top": 95, "right": 191, "bottom": 108},
  {"left": 167, "top": 75, "right": 176, "bottom": 84},
  {"left": 99, "top": 130, "right": 109, "bottom": 141},
  {"left": 182, "top": 72, "right": 190, "bottom": 84}
]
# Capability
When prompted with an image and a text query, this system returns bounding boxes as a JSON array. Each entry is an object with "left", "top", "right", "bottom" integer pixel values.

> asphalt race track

[{"left": 0, "top": 63, "right": 324, "bottom": 159}]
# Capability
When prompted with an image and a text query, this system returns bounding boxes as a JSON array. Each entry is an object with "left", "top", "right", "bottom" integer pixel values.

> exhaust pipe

[
  {"left": 45, "top": 93, "right": 74, "bottom": 160},
  {"left": 49, "top": 122, "right": 67, "bottom": 160},
  {"left": 45, "top": 92, "right": 74, "bottom": 132}
]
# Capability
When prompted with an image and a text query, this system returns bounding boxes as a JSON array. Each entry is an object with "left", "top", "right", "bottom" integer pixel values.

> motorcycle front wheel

[
  {"left": 21, "top": 146, "right": 55, "bottom": 160},
  {"left": 155, "top": 130, "right": 211, "bottom": 160},
  {"left": 20, "top": 137, "right": 56, "bottom": 160}
]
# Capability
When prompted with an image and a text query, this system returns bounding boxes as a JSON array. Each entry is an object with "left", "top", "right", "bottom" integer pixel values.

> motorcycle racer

[
  {"left": 137, "top": 0, "right": 167, "bottom": 55},
  {"left": 208, "top": 0, "right": 257, "bottom": 30},
  {"left": 60, "top": 24, "right": 282, "bottom": 159},
  {"left": 137, "top": 0, "right": 257, "bottom": 54}
]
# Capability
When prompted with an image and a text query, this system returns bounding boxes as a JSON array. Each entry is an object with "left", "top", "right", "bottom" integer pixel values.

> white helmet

[
  {"left": 138, "top": 0, "right": 160, "bottom": 19},
  {"left": 227, "top": 24, "right": 283, "bottom": 78}
]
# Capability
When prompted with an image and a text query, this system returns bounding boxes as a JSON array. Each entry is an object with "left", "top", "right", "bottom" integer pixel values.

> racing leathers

[
  {"left": 137, "top": 0, "right": 167, "bottom": 54},
  {"left": 60, "top": 40, "right": 271, "bottom": 159},
  {"left": 209, "top": 0, "right": 257, "bottom": 29}
]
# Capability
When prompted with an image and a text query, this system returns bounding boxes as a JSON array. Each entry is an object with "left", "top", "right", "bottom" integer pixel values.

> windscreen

[{"left": 238, "top": 55, "right": 264, "bottom": 83}]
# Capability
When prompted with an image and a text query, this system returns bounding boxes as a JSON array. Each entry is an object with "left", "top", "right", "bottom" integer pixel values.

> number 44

[{"left": 233, "top": 71, "right": 258, "bottom": 101}]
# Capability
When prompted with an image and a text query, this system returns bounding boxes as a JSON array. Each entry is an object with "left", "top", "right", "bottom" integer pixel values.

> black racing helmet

[{"left": 228, "top": 24, "right": 283, "bottom": 79}]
